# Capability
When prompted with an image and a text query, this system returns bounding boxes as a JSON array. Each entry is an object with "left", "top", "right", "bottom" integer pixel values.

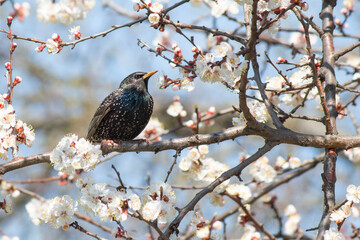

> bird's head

[{"left": 120, "top": 71, "right": 157, "bottom": 91}]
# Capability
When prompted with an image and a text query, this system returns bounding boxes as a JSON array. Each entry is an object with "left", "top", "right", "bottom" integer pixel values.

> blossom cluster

[
  {"left": 79, "top": 179, "right": 177, "bottom": 225},
  {"left": 37, "top": 0, "right": 95, "bottom": 25},
  {"left": 324, "top": 228, "right": 345, "bottom": 240},
  {"left": 26, "top": 195, "right": 77, "bottom": 229},
  {"left": 190, "top": 0, "right": 240, "bottom": 18},
  {"left": 266, "top": 56, "right": 321, "bottom": 107},
  {"left": 191, "top": 212, "right": 222, "bottom": 239},
  {"left": 133, "top": 1, "right": 165, "bottom": 26},
  {"left": 179, "top": 145, "right": 230, "bottom": 186},
  {"left": 232, "top": 100, "right": 269, "bottom": 126},
  {"left": 249, "top": 156, "right": 277, "bottom": 183},
  {"left": 77, "top": 180, "right": 141, "bottom": 222},
  {"left": 43, "top": 33, "right": 62, "bottom": 54},
  {"left": 195, "top": 42, "right": 249, "bottom": 86},
  {"left": 327, "top": 184, "right": 360, "bottom": 235},
  {"left": 0, "top": 97, "right": 35, "bottom": 160},
  {"left": 166, "top": 96, "right": 187, "bottom": 117},
  {"left": 49, "top": 134, "right": 102, "bottom": 175},
  {"left": 275, "top": 155, "right": 302, "bottom": 169},
  {"left": 283, "top": 204, "right": 301, "bottom": 235},
  {"left": 166, "top": 96, "right": 216, "bottom": 131},
  {"left": 68, "top": 26, "right": 81, "bottom": 40},
  {"left": 184, "top": 106, "right": 216, "bottom": 130},
  {"left": 189, "top": 0, "right": 307, "bottom": 34},
  {"left": 10, "top": 2, "right": 31, "bottom": 22},
  {"left": 343, "top": 147, "right": 360, "bottom": 163},
  {"left": 0, "top": 181, "right": 21, "bottom": 215},
  {"left": 141, "top": 182, "right": 177, "bottom": 224}
]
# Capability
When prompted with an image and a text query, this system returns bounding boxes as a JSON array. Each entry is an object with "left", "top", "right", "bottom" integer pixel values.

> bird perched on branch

[{"left": 87, "top": 71, "right": 157, "bottom": 143}]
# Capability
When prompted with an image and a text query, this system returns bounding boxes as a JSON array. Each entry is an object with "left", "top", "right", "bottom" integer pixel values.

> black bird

[{"left": 87, "top": 71, "right": 157, "bottom": 142}]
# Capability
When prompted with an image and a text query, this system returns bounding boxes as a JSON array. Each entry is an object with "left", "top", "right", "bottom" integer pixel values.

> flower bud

[
  {"left": 11, "top": 43, "right": 17, "bottom": 52},
  {"left": 3, "top": 93, "right": 10, "bottom": 102},
  {"left": 277, "top": 57, "right": 287, "bottom": 63},
  {"left": 35, "top": 44, "right": 45, "bottom": 53},
  {"left": 7, "top": 16, "right": 13, "bottom": 26},
  {"left": 5, "top": 62, "right": 11, "bottom": 70},
  {"left": 13, "top": 76, "right": 22, "bottom": 86}
]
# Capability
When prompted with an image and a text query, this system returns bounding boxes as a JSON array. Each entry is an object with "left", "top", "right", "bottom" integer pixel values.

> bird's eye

[{"left": 135, "top": 74, "right": 143, "bottom": 79}]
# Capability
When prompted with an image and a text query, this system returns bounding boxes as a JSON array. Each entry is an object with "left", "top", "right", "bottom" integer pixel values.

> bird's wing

[{"left": 86, "top": 91, "right": 119, "bottom": 140}]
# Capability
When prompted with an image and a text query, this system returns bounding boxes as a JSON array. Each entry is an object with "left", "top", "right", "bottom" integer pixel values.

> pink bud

[
  {"left": 341, "top": 8, "right": 348, "bottom": 15},
  {"left": 35, "top": 44, "right": 45, "bottom": 53},
  {"left": 74, "top": 31, "right": 81, "bottom": 40},
  {"left": 277, "top": 57, "right": 287, "bottom": 63},
  {"left": 5, "top": 62, "right": 11, "bottom": 70},
  {"left": 335, "top": 19, "right": 341, "bottom": 26},
  {"left": 3, "top": 93, "right": 10, "bottom": 102},
  {"left": 13, "top": 76, "right": 22, "bottom": 86},
  {"left": 7, "top": 16, "right": 13, "bottom": 26},
  {"left": 52, "top": 33, "right": 61, "bottom": 42},
  {"left": 174, "top": 47, "right": 181, "bottom": 55},
  {"left": 11, "top": 43, "right": 17, "bottom": 52},
  {"left": 301, "top": 2, "right": 308, "bottom": 11}
]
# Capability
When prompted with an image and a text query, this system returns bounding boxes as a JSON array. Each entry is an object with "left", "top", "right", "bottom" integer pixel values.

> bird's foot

[{"left": 100, "top": 139, "right": 120, "bottom": 152}]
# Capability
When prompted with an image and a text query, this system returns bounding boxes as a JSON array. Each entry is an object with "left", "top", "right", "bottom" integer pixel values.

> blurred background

[{"left": 1, "top": 0, "right": 360, "bottom": 239}]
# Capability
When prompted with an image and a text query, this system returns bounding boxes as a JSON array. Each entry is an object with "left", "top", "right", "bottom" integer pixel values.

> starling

[{"left": 87, "top": 71, "right": 157, "bottom": 142}]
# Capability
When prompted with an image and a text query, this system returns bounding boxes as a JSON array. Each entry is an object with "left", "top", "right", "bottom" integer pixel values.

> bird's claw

[{"left": 100, "top": 139, "right": 120, "bottom": 152}]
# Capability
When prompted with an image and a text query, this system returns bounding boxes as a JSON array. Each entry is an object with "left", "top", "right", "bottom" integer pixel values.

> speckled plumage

[{"left": 87, "top": 71, "right": 156, "bottom": 142}]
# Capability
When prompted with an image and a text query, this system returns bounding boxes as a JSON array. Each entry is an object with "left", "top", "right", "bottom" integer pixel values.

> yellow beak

[{"left": 143, "top": 70, "right": 158, "bottom": 80}]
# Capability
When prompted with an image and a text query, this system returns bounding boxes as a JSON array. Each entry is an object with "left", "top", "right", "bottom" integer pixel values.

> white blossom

[
  {"left": 249, "top": 156, "right": 277, "bottom": 183},
  {"left": 330, "top": 203, "right": 352, "bottom": 223},
  {"left": 150, "top": 2, "right": 163, "bottom": 13},
  {"left": 37, "top": 0, "right": 95, "bottom": 25},
  {"left": 2, "top": 195, "right": 13, "bottom": 214},
  {"left": 346, "top": 184, "right": 360, "bottom": 203},
  {"left": 25, "top": 198, "right": 44, "bottom": 225},
  {"left": 344, "top": 147, "right": 360, "bottom": 163},
  {"left": 240, "top": 223, "right": 261, "bottom": 240},
  {"left": 284, "top": 204, "right": 301, "bottom": 235},
  {"left": 41, "top": 195, "right": 77, "bottom": 229},
  {"left": 46, "top": 38, "right": 60, "bottom": 54},
  {"left": 78, "top": 182, "right": 111, "bottom": 219},
  {"left": 198, "top": 145, "right": 209, "bottom": 155},
  {"left": 166, "top": 97, "right": 187, "bottom": 117},
  {"left": 289, "top": 156, "right": 301, "bottom": 169},
  {"left": 213, "top": 42, "right": 232, "bottom": 58},
  {"left": 226, "top": 183, "right": 252, "bottom": 200},
  {"left": 324, "top": 228, "right": 345, "bottom": 240},
  {"left": 207, "top": 0, "right": 239, "bottom": 18},
  {"left": 148, "top": 13, "right": 160, "bottom": 24},
  {"left": 275, "top": 156, "right": 289, "bottom": 169},
  {"left": 180, "top": 77, "right": 195, "bottom": 91},
  {"left": 50, "top": 134, "right": 102, "bottom": 174},
  {"left": 1, "top": 181, "right": 20, "bottom": 198},
  {"left": 68, "top": 25, "right": 81, "bottom": 40},
  {"left": 108, "top": 192, "right": 141, "bottom": 222},
  {"left": 142, "top": 183, "right": 176, "bottom": 224},
  {"left": 0, "top": 103, "right": 36, "bottom": 159}
]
